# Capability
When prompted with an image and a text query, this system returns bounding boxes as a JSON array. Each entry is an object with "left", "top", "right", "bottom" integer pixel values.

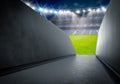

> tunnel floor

[{"left": 0, "top": 56, "right": 115, "bottom": 84}]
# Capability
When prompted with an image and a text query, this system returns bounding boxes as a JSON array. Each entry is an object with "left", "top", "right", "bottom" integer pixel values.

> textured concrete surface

[
  {"left": 0, "top": 0, "right": 75, "bottom": 70},
  {"left": 0, "top": 56, "right": 114, "bottom": 84},
  {"left": 96, "top": 0, "right": 120, "bottom": 75}
]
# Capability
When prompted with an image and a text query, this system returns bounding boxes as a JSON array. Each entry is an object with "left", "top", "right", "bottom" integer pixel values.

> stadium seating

[{"left": 63, "top": 29, "right": 98, "bottom": 35}]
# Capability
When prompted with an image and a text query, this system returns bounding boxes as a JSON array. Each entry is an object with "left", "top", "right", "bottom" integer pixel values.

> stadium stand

[
  {"left": 50, "top": 10, "right": 104, "bottom": 35},
  {"left": 63, "top": 29, "right": 98, "bottom": 35}
]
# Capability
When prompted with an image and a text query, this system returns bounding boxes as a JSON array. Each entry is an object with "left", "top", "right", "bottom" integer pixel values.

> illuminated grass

[{"left": 69, "top": 35, "right": 98, "bottom": 55}]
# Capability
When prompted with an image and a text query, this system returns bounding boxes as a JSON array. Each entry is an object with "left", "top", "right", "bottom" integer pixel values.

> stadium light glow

[
  {"left": 58, "top": 10, "right": 64, "bottom": 14},
  {"left": 53, "top": 11, "right": 58, "bottom": 14},
  {"left": 75, "top": 10, "right": 80, "bottom": 14},
  {"left": 96, "top": 8, "right": 100, "bottom": 13},
  {"left": 44, "top": 9, "right": 49, "bottom": 13},
  {"left": 49, "top": 10, "right": 53, "bottom": 13},
  {"left": 101, "top": 7, "right": 106, "bottom": 12},
  {"left": 83, "top": 9, "right": 86, "bottom": 13},
  {"left": 25, "top": 2, "right": 31, "bottom": 7},
  {"left": 38, "top": 7, "right": 43, "bottom": 12},
  {"left": 88, "top": 8, "right": 92, "bottom": 12},
  {"left": 31, "top": 6, "right": 36, "bottom": 10},
  {"left": 66, "top": 10, "right": 71, "bottom": 13}
]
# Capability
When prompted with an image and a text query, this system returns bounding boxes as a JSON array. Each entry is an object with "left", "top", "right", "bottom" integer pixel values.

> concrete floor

[{"left": 0, "top": 56, "right": 115, "bottom": 84}]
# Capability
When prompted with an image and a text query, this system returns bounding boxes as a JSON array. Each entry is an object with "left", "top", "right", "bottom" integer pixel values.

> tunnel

[{"left": 0, "top": 0, "right": 120, "bottom": 84}]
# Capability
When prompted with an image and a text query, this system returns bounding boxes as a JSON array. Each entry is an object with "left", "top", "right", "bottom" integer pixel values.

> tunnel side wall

[
  {"left": 96, "top": 0, "right": 120, "bottom": 74},
  {"left": 0, "top": 1, "right": 75, "bottom": 70}
]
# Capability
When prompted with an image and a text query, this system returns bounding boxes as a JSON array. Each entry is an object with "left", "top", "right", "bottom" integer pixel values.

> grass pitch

[{"left": 69, "top": 35, "right": 98, "bottom": 55}]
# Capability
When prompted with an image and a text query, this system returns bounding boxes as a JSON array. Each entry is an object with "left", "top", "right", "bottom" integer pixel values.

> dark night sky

[{"left": 30, "top": 0, "right": 110, "bottom": 9}]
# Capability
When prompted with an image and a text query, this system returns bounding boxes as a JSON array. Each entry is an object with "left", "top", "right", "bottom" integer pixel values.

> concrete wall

[
  {"left": 96, "top": 0, "right": 120, "bottom": 74},
  {"left": 0, "top": 0, "right": 75, "bottom": 70}
]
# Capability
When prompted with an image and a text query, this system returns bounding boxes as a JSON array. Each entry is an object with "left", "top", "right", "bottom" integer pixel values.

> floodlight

[
  {"left": 88, "top": 8, "right": 92, "bottom": 12},
  {"left": 54, "top": 11, "right": 58, "bottom": 14},
  {"left": 101, "top": 7, "right": 106, "bottom": 12},
  {"left": 66, "top": 10, "right": 71, "bottom": 13},
  {"left": 49, "top": 10, "right": 53, "bottom": 13},
  {"left": 59, "top": 10, "right": 64, "bottom": 14},
  {"left": 96, "top": 8, "right": 100, "bottom": 12},
  {"left": 38, "top": 7, "right": 43, "bottom": 12},
  {"left": 83, "top": 9, "right": 86, "bottom": 13},
  {"left": 75, "top": 10, "right": 80, "bottom": 14},
  {"left": 44, "top": 9, "right": 49, "bottom": 13}
]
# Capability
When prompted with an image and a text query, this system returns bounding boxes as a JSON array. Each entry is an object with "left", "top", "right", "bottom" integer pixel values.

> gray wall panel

[
  {"left": 96, "top": 0, "right": 120, "bottom": 74},
  {"left": 0, "top": 1, "right": 75, "bottom": 70}
]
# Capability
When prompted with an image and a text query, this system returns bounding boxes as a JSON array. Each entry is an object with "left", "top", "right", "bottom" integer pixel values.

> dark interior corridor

[{"left": 0, "top": 0, "right": 120, "bottom": 84}]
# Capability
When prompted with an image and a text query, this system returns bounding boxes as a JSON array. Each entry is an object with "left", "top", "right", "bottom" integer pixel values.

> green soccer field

[{"left": 69, "top": 35, "right": 98, "bottom": 55}]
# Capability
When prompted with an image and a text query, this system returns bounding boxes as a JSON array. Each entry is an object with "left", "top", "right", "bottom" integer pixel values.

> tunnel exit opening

[
  {"left": 22, "top": 0, "right": 110, "bottom": 55},
  {"left": 50, "top": 10, "right": 105, "bottom": 55}
]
